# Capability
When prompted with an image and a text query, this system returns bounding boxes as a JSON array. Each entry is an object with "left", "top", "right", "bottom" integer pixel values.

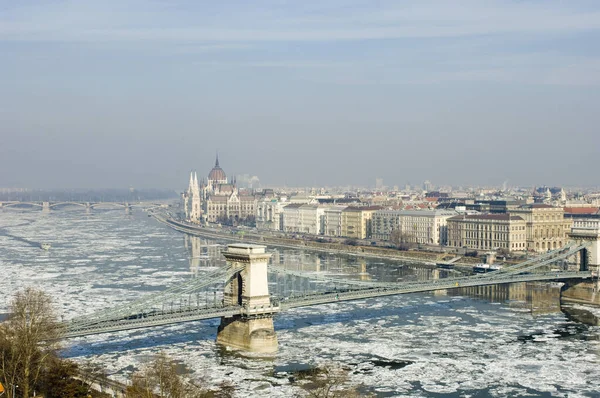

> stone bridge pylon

[
  {"left": 569, "top": 219, "right": 600, "bottom": 272},
  {"left": 216, "top": 244, "right": 279, "bottom": 354}
]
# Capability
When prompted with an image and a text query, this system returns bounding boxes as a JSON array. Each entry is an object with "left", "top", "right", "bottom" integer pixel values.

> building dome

[{"left": 208, "top": 155, "right": 227, "bottom": 182}]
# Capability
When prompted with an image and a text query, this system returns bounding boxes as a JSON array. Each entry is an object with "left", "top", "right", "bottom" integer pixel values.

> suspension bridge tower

[
  {"left": 562, "top": 220, "right": 600, "bottom": 304},
  {"left": 569, "top": 219, "right": 600, "bottom": 272},
  {"left": 216, "top": 244, "right": 279, "bottom": 353}
]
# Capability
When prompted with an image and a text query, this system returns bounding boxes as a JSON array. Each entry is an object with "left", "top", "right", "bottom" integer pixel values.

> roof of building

[
  {"left": 564, "top": 207, "right": 600, "bottom": 214},
  {"left": 283, "top": 203, "right": 303, "bottom": 209},
  {"left": 519, "top": 203, "right": 555, "bottom": 209},
  {"left": 207, "top": 196, "right": 228, "bottom": 202},
  {"left": 448, "top": 214, "right": 525, "bottom": 221},
  {"left": 343, "top": 206, "right": 383, "bottom": 212},
  {"left": 317, "top": 198, "right": 361, "bottom": 204},
  {"left": 208, "top": 155, "right": 227, "bottom": 182},
  {"left": 217, "top": 184, "right": 235, "bottom": 194},
  {"left": 374, "top": 209, "right": 457, "bottom": 217}
]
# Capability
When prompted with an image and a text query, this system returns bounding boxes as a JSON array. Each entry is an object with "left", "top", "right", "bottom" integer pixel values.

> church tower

[
  {"left": 183, "top": 171, "right": 194, "bottom": 220},
  {"left": 190, "top": 171, "right": 202, "bottom": 223}
]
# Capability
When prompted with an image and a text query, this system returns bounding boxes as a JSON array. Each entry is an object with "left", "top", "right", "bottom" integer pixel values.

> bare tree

[
  {"left": 389, "top": 230, "right": 415, "bottom": 251},
  {"left": 0, "top": 287, "right": 62, "bottom": 398},
  {"left": 296, "top": 365, "right": 365, "bottom": 398},
  {"left": 126, "top": 352, "right": 210, "bottom": 398}
]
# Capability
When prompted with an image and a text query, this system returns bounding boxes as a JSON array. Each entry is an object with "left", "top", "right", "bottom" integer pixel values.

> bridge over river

[
  {"left": 0, "top": 200, "right": 166, "bottom": 212},
  {"left": 64, "top": 240, "right": 596, "bottom": 353}
]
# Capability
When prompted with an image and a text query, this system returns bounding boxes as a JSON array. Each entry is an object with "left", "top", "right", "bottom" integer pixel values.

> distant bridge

[{"left": 0, "top": 201, "right": 167, "bottom": 211}]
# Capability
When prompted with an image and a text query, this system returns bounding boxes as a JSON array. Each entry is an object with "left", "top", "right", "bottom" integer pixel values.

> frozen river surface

[{"left": 1, "top": 209, "right": 599, "bottom": 397}]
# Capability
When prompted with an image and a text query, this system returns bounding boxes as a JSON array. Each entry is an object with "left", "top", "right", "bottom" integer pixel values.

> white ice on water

[{"left": 1, "top": 210, "right": 599, "bottom": 397}]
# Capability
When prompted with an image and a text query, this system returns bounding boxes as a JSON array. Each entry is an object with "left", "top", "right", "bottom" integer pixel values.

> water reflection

[
  {"left": 448, "top": 282, "right": 562, "bottom": 315},
  {"left": 183, "top": 233, "right": 584, "bottom": 319},
  {"left": 183, "top": 234, "right": 225, "bottom": 275}
]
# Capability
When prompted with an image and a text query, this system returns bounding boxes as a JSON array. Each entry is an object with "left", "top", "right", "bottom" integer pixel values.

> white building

[
  {"left": 282, "top": 204, "right": 324, "bottom": 235},
  {"left": 256, "top": 198, "right": 287, "bottom": 231},
  {"left": 372, "top": 209, "right": 458, "bottom": 245},
  {"left": 323, "top": 206, "right": 347, "bottom": 236}
]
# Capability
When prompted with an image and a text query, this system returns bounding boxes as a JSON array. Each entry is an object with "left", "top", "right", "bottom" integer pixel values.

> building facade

[
  {"left": 184, "top": 155, "right": 257, "bottom": 225},
  {"left": 447, "top": 214, "right": 527, "bottom": 252},
  {"left": 323, "top": 206, "right": 347, "bottom": 236},
  {"left": 371, "top": 209, "right": 457, "bottom": 245},
  {"left": 341, "top": 207, "right": 380, "bottom": 240},
  {"left": 510, "top": 204, "right": 572, "bottom": 252},
  {"left": 256, "top": 198, "right": 287, "bottom": 231},
  {"left": 282, "top": 204, "right": 324, "bottom": 235}
]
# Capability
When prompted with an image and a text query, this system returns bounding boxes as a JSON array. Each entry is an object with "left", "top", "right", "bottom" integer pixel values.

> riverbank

[{"left": 152, "top": 213, "right": 484, "bottom": 268}]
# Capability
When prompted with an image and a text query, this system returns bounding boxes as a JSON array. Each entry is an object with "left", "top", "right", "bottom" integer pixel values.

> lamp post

[{"left": 11, "top": 384, "right": 17, "bottom": 398}]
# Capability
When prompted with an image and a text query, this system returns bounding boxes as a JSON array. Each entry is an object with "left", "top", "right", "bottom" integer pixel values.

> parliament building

[{"left": 182, "top": 155, "right": 257, "bottom": 225}]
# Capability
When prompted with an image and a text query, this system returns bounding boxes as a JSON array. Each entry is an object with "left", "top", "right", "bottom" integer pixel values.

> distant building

[
  {"left": 256, "top": 198, "right": 287, "bottom": 231},
  {"left": 447, "top": 214, "right": 527, "bottom": 252},
  {"left": 475, "top": 199, "right": 525, "bottom": 213},
  {"left": 184, "top": 155, "right": 257, "bottom": 225},
  {"left": 323, "top": 206, "right": 347, "bottom": 236},
  {"left": 371, "top": 209, "right": 457, "bottom": 245},
  {"left": 282, "top": 204, "right": 324, "bottom": 235},
  {"left": 341, "top": 206, "right": 381, "bottom": 240}
]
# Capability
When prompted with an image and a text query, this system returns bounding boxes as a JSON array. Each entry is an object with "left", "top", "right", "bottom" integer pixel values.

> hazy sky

[{"left": 1, "top": 1, "right": 599, "bottom": 189}]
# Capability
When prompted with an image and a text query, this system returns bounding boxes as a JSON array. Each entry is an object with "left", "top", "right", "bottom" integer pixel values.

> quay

[{"left": 152, "top": 213, "right": 482, "bottom": 268}]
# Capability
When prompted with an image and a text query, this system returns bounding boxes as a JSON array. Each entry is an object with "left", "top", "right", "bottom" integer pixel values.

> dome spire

[{"left": 215, "top": 152, "right": 220, "bottom": 167}]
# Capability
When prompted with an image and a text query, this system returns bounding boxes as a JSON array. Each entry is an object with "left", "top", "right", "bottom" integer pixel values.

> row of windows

[
  {"left": 533, "top": 214, "right": 563, "bottom": 221},
  {"left": 453, "top": 241, "right": 526, "bottom": 250}
]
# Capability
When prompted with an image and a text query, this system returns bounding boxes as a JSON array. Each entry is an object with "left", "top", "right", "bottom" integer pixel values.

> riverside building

[
  {"left": 371, "top": 209, "right": 457, "bottom": 245},
  {"left": 509, "top": 204, "right": 572, "bottom": 252},
  {"left": 447, "top": 214, "right": 527, "bottom": 252}
]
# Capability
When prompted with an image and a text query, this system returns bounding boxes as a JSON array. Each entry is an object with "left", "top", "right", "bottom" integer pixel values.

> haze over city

[
  {"left": 4, "top": 3, "right": 600, "bottom": 397},
  {"left": 2, "top": 0, "right": 600, "bottom": 189}
]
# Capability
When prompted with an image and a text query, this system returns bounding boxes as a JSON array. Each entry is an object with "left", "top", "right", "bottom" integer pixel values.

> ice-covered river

[{"left": 1, "top": 209, "right": 599, "bottom": 397}]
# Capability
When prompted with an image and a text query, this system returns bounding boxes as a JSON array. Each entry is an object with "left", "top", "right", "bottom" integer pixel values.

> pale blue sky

[{"left": 1, "top": 1, "right": 599, "bottom": 189}]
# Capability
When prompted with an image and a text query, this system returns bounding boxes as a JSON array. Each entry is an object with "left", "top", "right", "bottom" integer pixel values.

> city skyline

[{"left": 2, "top": 1, "right": 600, "bottom": 189}]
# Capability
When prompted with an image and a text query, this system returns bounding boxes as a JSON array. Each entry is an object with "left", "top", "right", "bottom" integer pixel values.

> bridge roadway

[
  {"left": 63, "top": 270, "right": 591, "bottom": 339},
  {"left": 0, "top": 201, "right": 166, "bottom": 210}
]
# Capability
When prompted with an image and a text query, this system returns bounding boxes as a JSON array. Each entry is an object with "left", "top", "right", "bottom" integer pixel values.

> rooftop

[
  {"left": 225, "top": 244, "right": 267, "bottom": 255},
  {"left": 449, "top": 214, "right": 525, "bottom": 221},
  {"left": 564, "top": 207, "right": 600, "bottom": 215},
  {"left": 518, "top": 203, "right": 556, "bottom": 209}
]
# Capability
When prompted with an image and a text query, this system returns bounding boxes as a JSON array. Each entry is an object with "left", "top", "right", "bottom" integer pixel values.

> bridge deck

[{"left": 64, "top": 270, "right": 591, "bottom": 338}]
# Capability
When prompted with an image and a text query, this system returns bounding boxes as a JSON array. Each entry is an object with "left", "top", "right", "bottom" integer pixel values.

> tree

[
  {"left": 296, "top": 365, "right": 365, "bottom": 398},
  {"left": 39, "top": 356, "right": 94, "bottom": 398},
  {"left": 0, "top": 288, "right": 63, "bottom": 398},
  {"left": 389, "top": 230, "right": 415, "bottom": 251},
  {"left": 126, "top": 352, "right": 211, "bottom": 398}
]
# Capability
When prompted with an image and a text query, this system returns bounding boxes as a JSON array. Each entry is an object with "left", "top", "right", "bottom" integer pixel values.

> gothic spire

[{"left": 215, "top": 152, "right": 220, "bottom": 168}]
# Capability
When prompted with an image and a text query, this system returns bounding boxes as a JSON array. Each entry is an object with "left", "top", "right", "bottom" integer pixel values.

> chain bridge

[{"left": 63, "top": 241, "right": 595, "bottom": 353}]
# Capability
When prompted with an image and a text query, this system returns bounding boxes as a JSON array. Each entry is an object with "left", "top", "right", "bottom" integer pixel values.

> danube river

[{"left": 1, "top": 209, "right": 599, "bottom": 397}]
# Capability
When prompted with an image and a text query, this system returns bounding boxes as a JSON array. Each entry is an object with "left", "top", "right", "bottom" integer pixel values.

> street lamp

[{"left": 12, "top": 384, "right": 17, "bottom": 398}]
